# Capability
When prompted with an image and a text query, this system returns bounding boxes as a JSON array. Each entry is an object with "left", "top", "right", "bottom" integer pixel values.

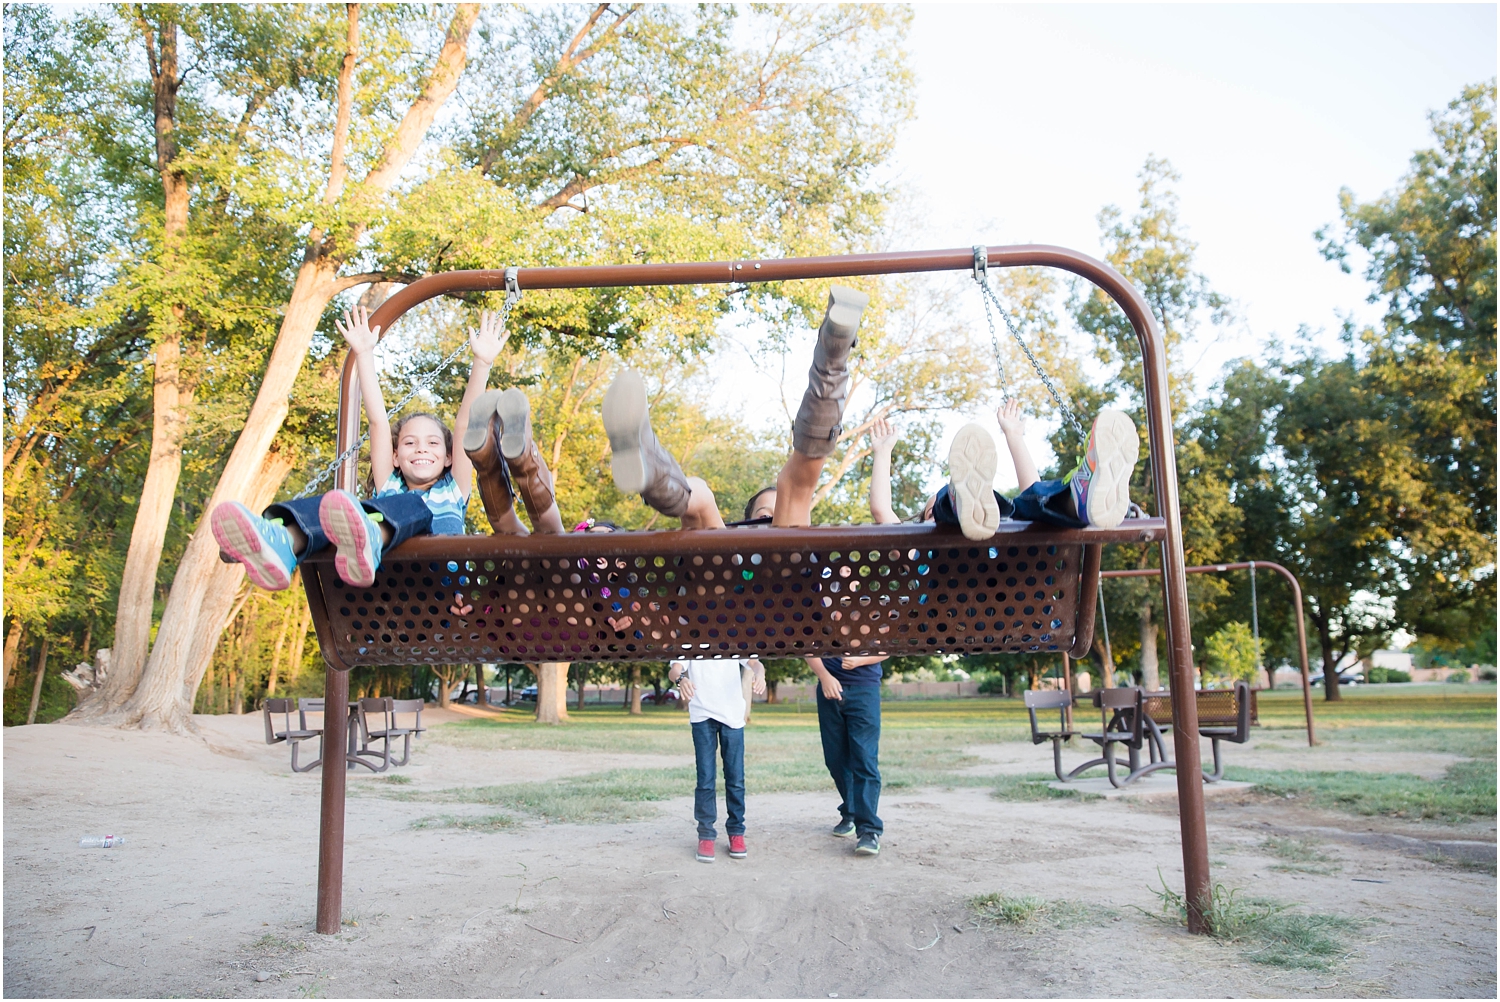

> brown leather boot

[
  {"left": 463, "top": 389, "right": 519, "bottom": 530},
  {"left": 496, "top": 388, "right": 558, "bottom": 526},
  {"left": 792, "top": 284, "right": 869, "bottom": 458},
  {"left": 602, "top": 369, "right": 690, "bottom": 518}
]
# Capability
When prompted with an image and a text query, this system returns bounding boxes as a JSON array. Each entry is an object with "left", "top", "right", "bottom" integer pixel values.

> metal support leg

[{"left": 316, "top": 662, "right": 348, "bottom": 935}]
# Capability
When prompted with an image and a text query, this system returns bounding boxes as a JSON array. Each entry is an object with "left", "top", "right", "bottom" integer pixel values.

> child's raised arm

[
  {"left": 867, "top": 416, "right": 900, "bottom": 524},
  {"left": 449, "top": 310, "right": 504, "bottom": 498},
  {"left": 336, "top": 305, "right": 393, "bottom": 489},
  {"left": 998, "top": 400, "right": 1039, "bottom": 490}
]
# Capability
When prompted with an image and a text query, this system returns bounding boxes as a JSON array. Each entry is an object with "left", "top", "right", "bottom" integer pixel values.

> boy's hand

[
  {"left": 675, "top": 675, "right": 695, "bottom": 700},
  {"left": 869, "top": 415, "right": 898, "bottom": 453},
  {"left": 335, "top": 304, "right": 381, "bottom": 356},
  {"left": 997, "top": 399, "right": 1025, "bottom": 437},
  {"left": 751, "top": 676, "right": 767, "bottom": 696},
  {"left": 470, "top": 310, "right": 504, "bottom": 367},
  {"left": 818, "top": 674, "right": 843, "bottom": 701}
]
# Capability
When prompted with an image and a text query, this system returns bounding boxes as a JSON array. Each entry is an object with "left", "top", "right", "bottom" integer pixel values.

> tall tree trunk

[
  {"left": 574, "top": 663, "right": 587, "bottom": 710},
  {"left": 106, "top": 12, "right": 194, "bottom": 709},
  {"left": 82, "top": 4, "right": 480, "bottom": 732},
  {"left": 4, "top": 624, "right": 26, "bottom": 691},
  {"left": 1313, "top": 612, "right": 1343, "bottom": 702},
  {"left": 266, "top": 601, "right": 295, "bottom": 698},
  {"left": 286, "top": 599, "right": 311, "bottom": 691},
  {"left": 627, "top": 664, "right": 643, "bottom": 715},
  {"left": 534, "top": 663, "right": 569, "bottom": 723},
  {"left": 26, "top": 638, "right": 51, "bottom": 725},
  {"left": 476, "top": 663, "right": 489, "bottom": 706},
  {"left": 1091, "top": 632, "right": 1115, "bottom": 690},
  {"left": 1138, "top": 600, "right": 1160, "bottom": 691}
]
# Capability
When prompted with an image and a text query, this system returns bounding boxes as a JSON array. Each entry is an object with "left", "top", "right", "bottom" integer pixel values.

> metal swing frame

[{"left": 307, "top": 244, "right": 1215, "bottom": 934}]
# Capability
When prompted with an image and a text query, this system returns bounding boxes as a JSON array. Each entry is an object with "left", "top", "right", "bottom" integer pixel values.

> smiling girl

[{"left": 210, "top": 304, "right": 501, "bottom": 589}]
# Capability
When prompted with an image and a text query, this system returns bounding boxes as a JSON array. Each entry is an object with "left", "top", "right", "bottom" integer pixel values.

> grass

[
  {"left": 251, "top": 933, "right": 307, "bottom": 954},
  {"left": 393, "top": 689, "right": 1494, "bottom": 824},
  {"left": 1227, "top": 758, "right": 1496, "bottom": 823},
  {"left": 1154, "top": 879, "right": 1361, "bottom": 970},
  {"left": 411, "top": 813, "right": 519, "bottom": 832},
  {"left": 968, "top": 892, "right": 1118, "bottom": 929},
  {"left": 1260, "top": 835, "right": 1341, "bottom": 875}
]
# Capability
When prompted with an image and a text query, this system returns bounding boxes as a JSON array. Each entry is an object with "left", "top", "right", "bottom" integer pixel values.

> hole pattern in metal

[{"left": 310, "top": 540, "right": 1086, "bottom": 666}]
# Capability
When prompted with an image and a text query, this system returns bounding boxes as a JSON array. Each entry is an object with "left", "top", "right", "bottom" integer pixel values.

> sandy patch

[{"left": 4, "top": 714, "right": 1494, "bottom": 998}]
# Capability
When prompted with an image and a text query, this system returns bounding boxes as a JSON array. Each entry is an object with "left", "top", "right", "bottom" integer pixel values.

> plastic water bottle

[{"left": 78, "top": 835, "right": 123, "bottom": 848}]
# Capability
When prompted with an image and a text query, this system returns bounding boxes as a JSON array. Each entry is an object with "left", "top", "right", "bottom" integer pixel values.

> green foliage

[
  {"left": 1204, "top": 622, "right": 1262, "bottom": 686},
  {"left": 1366, "top": 666, "right": 1412, "bottom": 684},
  {"left": 968, "top": 893, "right": 1117, "bottom": 929}
]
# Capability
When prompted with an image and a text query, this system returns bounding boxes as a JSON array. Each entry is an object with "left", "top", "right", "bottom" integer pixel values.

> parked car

[
  {"left": 518, "top": 685, "right": 538, "bottom": 702},
  {"left": 1309, "top": 670, "right": 1363, "bottom": 687}
]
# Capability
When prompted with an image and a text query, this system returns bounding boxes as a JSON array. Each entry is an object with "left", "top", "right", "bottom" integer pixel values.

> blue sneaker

[
  {"left": 854, "top": 832, "right": 881, "bottom": 856},
  {"left": 210, "top": 502, "right": 298, "bottom": 591},
  {"left": 831, "top": 818, "right": 856, "bottom": 838},
  {"left": 1065, "top": 409, "right": 1138, "bottom": 529},
  {"left": 318, "top": 490, "right": 384, "bottom": 587}
]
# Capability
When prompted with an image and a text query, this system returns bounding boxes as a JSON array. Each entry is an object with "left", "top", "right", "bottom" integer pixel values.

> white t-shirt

[{"left": 676, "top": 659, "right": 749, "bottom": 729}]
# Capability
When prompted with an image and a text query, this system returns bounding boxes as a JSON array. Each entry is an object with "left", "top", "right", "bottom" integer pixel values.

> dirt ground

[{"left": 4, "top": 711, "right": 1495, "bottom": 999}]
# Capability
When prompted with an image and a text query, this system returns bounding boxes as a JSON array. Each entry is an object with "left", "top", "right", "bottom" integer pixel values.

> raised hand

[
  {"left": 335, "top": 304, "right": 381, "bottom": 356},
  {"left": 470, "top": 310, "right": 504, "bottom": 367},
  {"left": 869, "top": 415, "right": 898, "bottom": 453},
  {"left": 997, "top": 399, "right": 1026, "bottom": 438}
]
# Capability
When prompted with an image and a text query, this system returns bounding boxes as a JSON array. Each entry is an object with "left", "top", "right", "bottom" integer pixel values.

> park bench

[
  {"left": 262, "top": 698, "right": 323, "bottom": 773},
  {"left": 1025, "top": 690, "right": 1107, "bottom": 782},
  {"left": 354, "top": 697, "right": 419, "bottom": 771},
  {"left": 1142, "top": 681, "right": 1255, "bottom": 782}
]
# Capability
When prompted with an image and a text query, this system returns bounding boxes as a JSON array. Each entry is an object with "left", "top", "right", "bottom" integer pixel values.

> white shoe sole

[
  {"left": 211, "top": 504, "right": 291, "bottom": 591},
  {"left": 948, "top": 423, "right": 1000, "bottom": 541},
  {"left": 319, "top": 492, "right": 379, "bottom": 587},
  {"left": 463, "top": 389, "right": 504, "bottom": 455},
  {"left": 603, "top": 370, "right": 649, "bottom": 495},
  {"left": 1084, "top": 409, "right": 1138, "bottom": 529},
  {"left": 496, "top": 388, "right": 532, "bottom": 462}
]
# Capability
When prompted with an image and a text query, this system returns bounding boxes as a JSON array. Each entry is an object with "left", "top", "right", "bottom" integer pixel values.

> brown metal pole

[
  {"left": 315, "top": 353, "right": 364, "bottom": 936},
  {"left": 1100, "top": 561, "right": 1315, "bottom": 746},
  {"left": 332, "top": 242, "right": 1211, "bottom": 932},
  {"left": 315, "top": 662, "right": 348, "bottom": 934},
  {"left": 1062, "top": 653, "right": 1074, "bottom": 732}
]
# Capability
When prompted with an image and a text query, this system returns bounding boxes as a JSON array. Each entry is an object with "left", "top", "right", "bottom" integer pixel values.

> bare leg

[
  {"left": 771, "top": 450, "right": 825, "bottom": 527},
  {"left": 680, "top": 477, "right": 726, "bottom": 530},
  {"left": 284, "top": 522, "right": 309, "bottom": 555}
]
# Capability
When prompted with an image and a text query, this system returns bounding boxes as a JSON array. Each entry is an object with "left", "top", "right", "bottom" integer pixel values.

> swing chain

[
  {"left": 971, "top": 246, "right": 1086, "bottom": 441},
  {"left": 293, "top": 272, "right": 522, "bottom": 499}
]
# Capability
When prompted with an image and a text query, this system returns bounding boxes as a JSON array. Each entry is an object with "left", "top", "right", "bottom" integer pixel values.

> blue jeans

[
  {"left": 1011, "top": 479, "right": 1084, "bottom": 529},
  {"left": 816, "top": 683, "right": 883, "bottom": 836},
  {"left": 264, "top": 492, "right": 433, "bottom": 560},
  {"left": 932, "top": 483, "right": 1015, "bottom": 524},
  {"left": 691, "top": 718, "right": 745, "bottom": 839}
]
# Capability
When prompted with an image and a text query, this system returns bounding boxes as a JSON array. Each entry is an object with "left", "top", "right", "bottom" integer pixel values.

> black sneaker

[
  {"left": 855, "top": 833, "right": 880, "bottom": 856},
  {"left": 831, "top": 818, "right": 856, "bottom": 838}
]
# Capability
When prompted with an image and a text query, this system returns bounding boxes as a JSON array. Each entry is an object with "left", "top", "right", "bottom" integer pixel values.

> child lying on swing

[
  {"left": 867, "top": 401, "right": 1140, "bottom": 539},
  {"left": 212, "top": 305, "right": 507, "bottom": 590}
]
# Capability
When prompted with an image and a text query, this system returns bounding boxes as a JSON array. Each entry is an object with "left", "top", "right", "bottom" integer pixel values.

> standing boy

[
  {"left": 668, "top": 658, "right": 767, "bottom": 863},
  {"left": 806, "top": 655, "right": 888, "bottom": 856}
]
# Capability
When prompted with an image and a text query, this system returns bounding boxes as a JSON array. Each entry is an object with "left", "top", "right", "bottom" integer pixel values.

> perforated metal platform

[{"left": 300, "top": 519, "right": 1165, "bottom": 669}]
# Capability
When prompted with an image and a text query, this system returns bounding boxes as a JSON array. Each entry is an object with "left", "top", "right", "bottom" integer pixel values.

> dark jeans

[
  {"left": 1010, "top": 479, "right": 1085, "bottom": 529},
  {"left": 931, "top": 483, "right": 1015, "bottom": 524},
  {"left": 691, "top": 718, "right": 745, "bottom": 839},
  {"left": 264, "top": 492, "right": 433, "bottom": 560},
  {"left": 816, "top": 683, "right": 883, "bottom": 836}
]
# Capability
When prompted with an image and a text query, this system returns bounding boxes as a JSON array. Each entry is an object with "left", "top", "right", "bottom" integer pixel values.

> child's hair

[
  {"left": 743, "top": 486, "right": 777, "bottom": 521},
  {"left": 391, "top": 412, "right": 453, "bottom": 458}
]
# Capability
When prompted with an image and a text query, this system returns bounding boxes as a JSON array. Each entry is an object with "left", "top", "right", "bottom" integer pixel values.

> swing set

[{"left": 299, "top": 244, "right": 1217, "bottom": 934}]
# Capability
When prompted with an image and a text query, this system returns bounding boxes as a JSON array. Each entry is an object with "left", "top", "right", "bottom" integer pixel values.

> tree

[
  {"left": 1204, "top": 622, "right": 1260, "bottom": 688},
  {"left": 1068, "top": 158, "right": 1238, "bottom": 691}
]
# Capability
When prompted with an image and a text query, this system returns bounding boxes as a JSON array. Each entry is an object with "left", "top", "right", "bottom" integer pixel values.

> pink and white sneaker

[
  {"left": 210, "top": 502, "right": 298, "bottom": 591},
  {"left": 728, "top": 835, "right": 747, "bottom": 859},
  {"left": 696, "top": 838, "right": 715, "bottom": 863},
  {"left": 318, "top": 489, "right": 384, "bottom": 587}
]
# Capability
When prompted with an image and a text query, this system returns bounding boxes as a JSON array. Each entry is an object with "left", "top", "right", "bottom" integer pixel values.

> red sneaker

[
  {"left": 728, "top": 835, "right": 747, "bottom": 859},
  {"left": 696, "top": 839, "right": 715, "bottom": 863}
]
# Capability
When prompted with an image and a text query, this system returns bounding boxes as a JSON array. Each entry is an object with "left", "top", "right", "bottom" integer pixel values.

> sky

[{"left": 711, "top": 3, "right": 1497, "bottom": 484}]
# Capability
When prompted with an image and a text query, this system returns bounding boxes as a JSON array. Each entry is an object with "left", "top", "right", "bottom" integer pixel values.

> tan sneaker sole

[
  {"left": 603, "top": 369, "right": 649, "bottom": 495},
  {"left": 948, "top": 423, "right": 1000, "bottom": 541}
]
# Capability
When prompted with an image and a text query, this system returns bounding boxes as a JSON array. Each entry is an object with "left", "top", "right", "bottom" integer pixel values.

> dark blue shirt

[{"left": 822, "top": 656, "right": 885, "bottom": 686}]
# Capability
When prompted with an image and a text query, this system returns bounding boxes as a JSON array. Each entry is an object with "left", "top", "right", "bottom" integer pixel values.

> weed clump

[
  {"left": 1154, "top": 878, "right": 1359, "bottom": 969},
  {"left": 968, "top": 893, "right": 1117, "bottom": 930}
]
